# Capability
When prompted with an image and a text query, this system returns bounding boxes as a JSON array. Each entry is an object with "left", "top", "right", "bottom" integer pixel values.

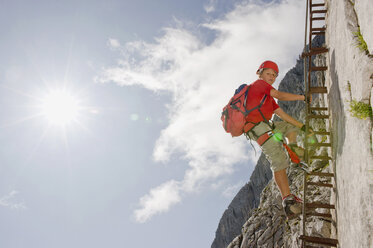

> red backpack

[{"left": 221, "top": 84, "right": 267, "bottom": 137}]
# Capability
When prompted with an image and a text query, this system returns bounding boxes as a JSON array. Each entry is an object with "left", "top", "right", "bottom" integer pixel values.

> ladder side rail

[{"left": 302, "top": 0, "right": 311, "bottom": 245}]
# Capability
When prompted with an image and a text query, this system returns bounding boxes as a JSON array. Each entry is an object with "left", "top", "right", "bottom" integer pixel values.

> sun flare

[{"left": 41, "top": 90, "right": 80, "bottom": 126}]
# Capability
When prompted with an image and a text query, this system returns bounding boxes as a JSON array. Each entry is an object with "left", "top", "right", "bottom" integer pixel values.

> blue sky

[{"left": 0, "top": 0, "right": 305, "bottom": 247}]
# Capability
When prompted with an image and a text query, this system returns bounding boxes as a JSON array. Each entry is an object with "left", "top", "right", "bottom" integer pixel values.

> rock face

[
  {"left": 354, "top": 0, "right": 373, "bottom": 54},
  {"left": 326, "top": 0, "right": 373, "bottom": 247}
]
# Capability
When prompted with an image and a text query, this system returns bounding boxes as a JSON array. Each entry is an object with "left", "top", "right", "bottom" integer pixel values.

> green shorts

[{"left": 246, "top": 121, "right": 300, "bottom": 172}]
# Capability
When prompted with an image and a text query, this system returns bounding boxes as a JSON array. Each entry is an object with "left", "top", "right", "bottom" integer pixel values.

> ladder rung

[
  {"left": 311, "top": 47, "right": 328, "bottom": 51},
  {"left": 310, "top": 155, "right": 332, "bottom": 160},
  {"left": 312, "top": 17, "right": 325, "bottom": 21},
  {"left": 306, "top": 212, "right": 332, "bottom": 218},
  {"left": 300, "top": 235, "right": 338, "bottom": 247},
  {"left": 309, "top": 87, "right": 328, "bottom": 93},
  {"left": 311, "top": 31, "right": 325, "bottom": 36},
  {"left": 311, "top": 3, "right": 325, "bottom": 8},
  {"left": 307, "top": 114, "right": 329, "bottom": 119},
  {"left": 302, "top": 48, "right": 329, "bottom": 57},
  {"left": 313, "top": 131, "right": 330, "bottom": 135},
  {"left": 308, "top": 181, "right": 333, "bottom": 187},
  {"left": 310, "top": 66, "right": 327, "bottom": 71},
  {"left": 308, "top": 172, "right": 334, "bottom": 177},
  {"left": 311, "top": 27, "right": 326, "bottom": 32},
  {"left": 310, "top": 47, "right": 329, "bottom": 53},
  {"left": 311, "top": 10, "right": 327, "bottom": 14},
  {"left": 310, "top": 107, "right": 328, "bottom": 111},
  {"left": 308, "top": 143, "right": 332, "bottom": 147},
  {"left": 306, "top": 202, "right": 335, "bottom": 209}
]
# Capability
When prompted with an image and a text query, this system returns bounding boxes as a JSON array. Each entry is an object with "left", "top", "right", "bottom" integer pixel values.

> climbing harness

[{"left": 245, "top": 122, "right": 307, "bottom": 168}]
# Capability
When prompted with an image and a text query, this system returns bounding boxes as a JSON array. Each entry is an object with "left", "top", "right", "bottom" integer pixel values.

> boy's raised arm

[{"left": 270, "top": 88, "right": 305, "bottom": 101}]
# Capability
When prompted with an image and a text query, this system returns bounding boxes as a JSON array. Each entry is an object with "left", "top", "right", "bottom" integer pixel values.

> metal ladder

[{"left": 300, "top": 0, "right": 339, "bottom": 247}]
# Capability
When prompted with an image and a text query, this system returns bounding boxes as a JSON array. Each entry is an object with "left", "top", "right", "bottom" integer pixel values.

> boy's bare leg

[
  {"left": 274, "top": 131, "right": 301, "bottom": 199},
  {"left": 274, "top": 169, "right": 290, "bottom": 198}
]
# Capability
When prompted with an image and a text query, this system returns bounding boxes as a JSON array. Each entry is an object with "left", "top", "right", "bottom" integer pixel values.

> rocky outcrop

[{"left": 227, "top": 163, "right": 332, "bottom": 248}]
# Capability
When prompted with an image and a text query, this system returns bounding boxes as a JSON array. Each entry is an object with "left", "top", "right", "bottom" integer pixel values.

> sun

[{"left": 41, "top": 89, "right": 81, "bottom": 126}]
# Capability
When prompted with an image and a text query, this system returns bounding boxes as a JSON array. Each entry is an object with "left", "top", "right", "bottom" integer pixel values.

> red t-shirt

[{"left": 245, "top": 79, "right": 279, "bottom": 123}]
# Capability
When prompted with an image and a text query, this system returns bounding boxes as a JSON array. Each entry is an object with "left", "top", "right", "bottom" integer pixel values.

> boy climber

[{"left": 244, "top": 60, "right": 309, "bottom": 219}]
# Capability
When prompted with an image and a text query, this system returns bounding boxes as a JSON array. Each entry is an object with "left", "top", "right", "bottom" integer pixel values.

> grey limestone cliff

[{"left": 326, "top": 0, "right": 373, "bottom": 247}]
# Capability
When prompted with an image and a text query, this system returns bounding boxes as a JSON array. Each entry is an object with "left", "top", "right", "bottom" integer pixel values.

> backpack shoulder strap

[{"left": 234, "top": 84, "right": 248, "bottom": 95}]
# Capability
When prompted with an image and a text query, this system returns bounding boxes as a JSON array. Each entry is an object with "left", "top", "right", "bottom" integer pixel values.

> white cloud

[
  {"left": 98, "top": 0, "right": 305, "bottom": 222},
  {"left": 0, "top": 191, "right": 26, "bottom": 210},
  {"left": 134, "top": 180, "right": 181, "bottom": 223},
  {"left": 107, "top": 38, "right": 121, "bottom": 49},
  {"left": 204, "top": 0, "right": 217, "bottom": 13}
]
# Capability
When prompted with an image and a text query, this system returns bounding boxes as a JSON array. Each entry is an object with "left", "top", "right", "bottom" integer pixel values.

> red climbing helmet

[{"left": 257, "top": 60, "right": 279, "bottom": 74}]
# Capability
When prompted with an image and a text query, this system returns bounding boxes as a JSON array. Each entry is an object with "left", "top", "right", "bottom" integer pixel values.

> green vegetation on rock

[
  {"left": 354, "top": 28, "right": 369, "bottom": 52},
  {"left": 349, "top": 99, "right": 372, "bottom": 119}
]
